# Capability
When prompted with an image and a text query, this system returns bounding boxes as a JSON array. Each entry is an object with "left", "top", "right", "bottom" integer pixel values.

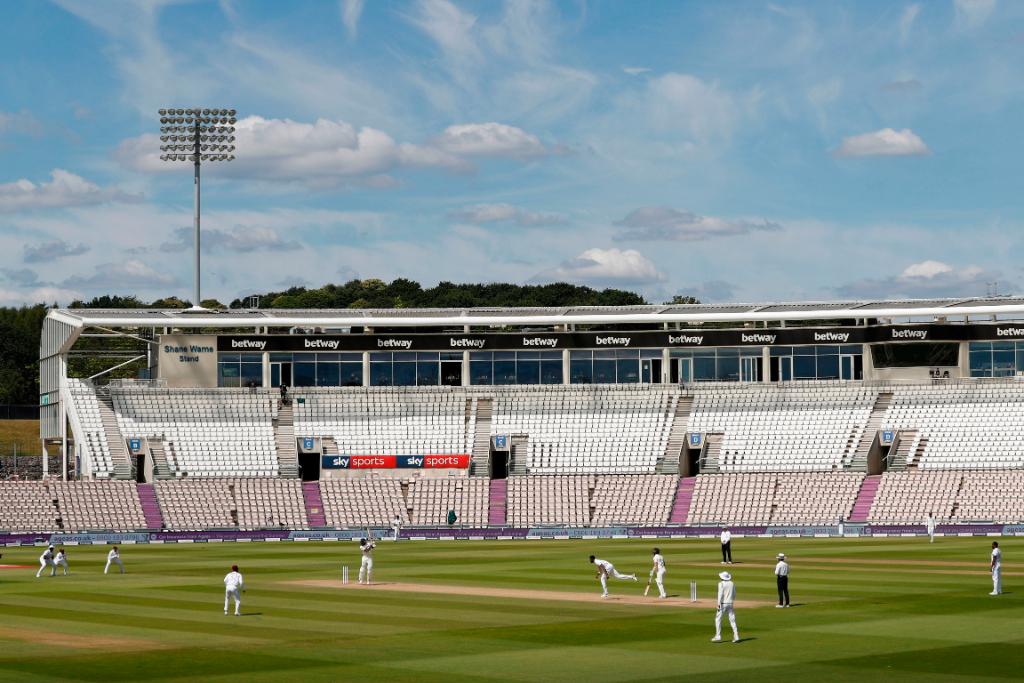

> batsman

[{"left": 646, "top": 547, "right": 667, "bottom": 599}]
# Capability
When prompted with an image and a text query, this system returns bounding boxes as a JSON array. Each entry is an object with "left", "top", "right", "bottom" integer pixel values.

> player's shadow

[
  {"left": 734, "top": 637, "right": 756, "bottom": 643},
  {"left": 238, "top": 612, "right": 262, "bottom": 617}
]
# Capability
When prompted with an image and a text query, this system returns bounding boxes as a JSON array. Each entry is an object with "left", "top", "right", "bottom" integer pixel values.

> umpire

[{"left": 774, "top": 553, "right": 790, "bottom": 607}]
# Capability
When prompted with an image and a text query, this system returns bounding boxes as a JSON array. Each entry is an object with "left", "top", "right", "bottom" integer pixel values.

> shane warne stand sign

[{"left": 321, "top": 454, "right": 470, "bottom": 470}]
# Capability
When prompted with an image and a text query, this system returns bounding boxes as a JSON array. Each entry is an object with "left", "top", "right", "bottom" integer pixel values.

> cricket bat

[{"left": 643, "top": 580, "right": 651, "bottom": 597}]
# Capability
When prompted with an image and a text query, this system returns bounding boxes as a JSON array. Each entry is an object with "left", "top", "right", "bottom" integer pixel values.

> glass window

[
  {"left": 816, "top": 354, "right": 839, "bottom": 379},
  {"left": 340, "top": 363, "right": 362, "bottom": 386},
  {"left": 517, "top": 351, "right": 540, "bottom": 361},
  {"left": 717, "top": 347, "right": 739, "bottom": 357},
  {"left": 970, "top": 342, "right": 993, "bottom": 353},
  {"left": 541, "top": 360, "right": 562, "bottom": 384},
  {"left": 370, "top": 352, "right": 392, "bottom": 362},
  {"left": 640, "top": 349, "right": 663, "bottom": 359},
  {"left": 470, "top": 352, "right": 493, "bottom": 362},
  {"left": 220, "top": 353, "right": 240, "bottom": 363},
  {"left": 293, "top": 362, "right": 316, "bottom": 387},
  {"left": 593, "top": 349, "right": 616, "bottom": 360},
  {"left": 717, "top": 355, "right": 739, "bottom": 382},
  {"left": 693, "top": 357, "right": 716, "bottom": 381},
  {"left": 470, "top": 360, "right": 492, "bottom": 385},
  {"left": 570, "top": 358, "right": 592, "bottom": 384},
  {"left": 494, "top": 360, "right": 517, "bottom": 385},
  {"left": 393, "top": 362, "right": 416, "bottom": 386},
  {"left": 219, "top": 364, "right": 240, "bottom": 378},
  {"left": 417, "top": 352, "right": 440, "bottom": 361},
  {"left": 439, "top": 351, "right": 462, "bottom": 361},
  {"left": 815, "top": 346, "right": 839, "bottom": 356},
  {"left": 540, "top": 351, "right": 562, "bottom": 361},
  {"left": 417, "top": 362, "right": 440, "bottom": 386},
  {"left": 970, "top": 351, "right": 993, "bottom": 377},
  {"left": 316, "top": 362, "right": 339, "bottom": 386},
  {"left": 516, "top": 360, "right": 540, "bottom": 385},
  {"left": 369, "top": 363, "right": 391, "bottom": 386},
  {"left": 592, "top": 359, "right": 616, "bottom": 383},
  {"left": 793, "top": 355, "right": 816, "bottom": 379},
  {"left": 771, "top": 346, "right": 793, "bottom": 357},
  {"left": 993, "top": 350, "right": 1015, "bottom": 376},
  {"left": 316, "top": 353, "right": 340, "bottom": 362},
  {"left": 270, "top": 353, "right": 293, "bottom": 362},
  {"left": 617, "top": 358, "right": 640, "bottom": 383},
  {"left": 993, "top": 341, "right": 1015, "bottom": 352},
  {"left": 840, "top": 345, "right": 862, "bottom": 355},
  {"left": 240, "top": 353, "right": 262, "bottom": 362}
]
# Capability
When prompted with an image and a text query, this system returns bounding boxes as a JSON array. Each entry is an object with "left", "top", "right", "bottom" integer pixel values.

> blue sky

[{"left": 0, "top": 0, "right": 1022, "bottom": 305}]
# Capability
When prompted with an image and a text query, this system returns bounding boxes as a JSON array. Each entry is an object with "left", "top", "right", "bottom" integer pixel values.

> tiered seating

[
  {"left": 50, "top": 481, "right": 145, "bottom": 532},
  {"left": 112, "top": 388, "right": 279, "bottom": 477},
  {"left": 492, "top": 386, "right": 677, "bottom": 473},
  {"left": 507, "top": 475, "right": 590, "bottom": 526},
  {"left": 319, "top": 479, "right": 407, "bottom": 527},
  {"left": 408, "top": 478, "right": 488, "bottom": 527},
  {"left": 883, "top": 384, "right": 1024, "bottom": 468},
  {"left": 154, "top": 480, "right": 235, "bottom": 530},
  {"left": 295, "top": 388, "right": 470, "bottom": 455},
  {"left": 591, "top": 475, "right": 677, "bottom": 526},
  {"left": 868, "top": 471, "right": 961, "bottom": 523},
  {"left": 688, "top": 383, "right": 876, "bottom": 471},
  {"left": 688, "top": 473, "right": 864, "bottom": 525},
  {"left": 954, "top": 471, "right": 1024, "bottom": 523},
  {"left": 234, "top": 479, "right": 307, "bottom": 530},
  {"left": 66, "top": 379, "right": 114, "bottom": 478},
  {"left": 0, "top": 482, "right": 58, "bottom": 532}
]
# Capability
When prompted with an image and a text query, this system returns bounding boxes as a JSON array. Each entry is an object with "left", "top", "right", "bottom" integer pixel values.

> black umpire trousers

[
  {"left": 721, "top": 541, "right": 732, "bottom": 563},
  {"left": 777, "top": 575, "right": 790, "bottom": 606}
]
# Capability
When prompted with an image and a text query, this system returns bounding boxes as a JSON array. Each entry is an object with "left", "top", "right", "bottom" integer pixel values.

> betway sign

[{"left": 216, "top": 323, "right": 1022, "bottom": 352}]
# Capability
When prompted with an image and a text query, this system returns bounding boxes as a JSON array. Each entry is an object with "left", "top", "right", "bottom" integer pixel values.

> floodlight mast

[{"left": 158, "top": 108, "right": 236, "bottom": 311}]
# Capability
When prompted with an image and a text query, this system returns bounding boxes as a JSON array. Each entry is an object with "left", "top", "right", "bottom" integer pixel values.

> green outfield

[{"left": 0, "top": 536, "right": 1020, "bottom": 682}]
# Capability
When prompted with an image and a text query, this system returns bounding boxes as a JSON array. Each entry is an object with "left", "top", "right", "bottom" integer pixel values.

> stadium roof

[{"left": 45, "top": 296, "right": 1024, "bottom": 328}]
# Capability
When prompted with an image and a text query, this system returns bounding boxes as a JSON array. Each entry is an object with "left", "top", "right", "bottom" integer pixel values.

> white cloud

[
  {"left": 644, "top": 73, "right": 740, "bottom": 141},
  {"left": 899, "top": 4, "right": 922, "bottom": 44},
  {"left": 407, "top": 0, "right": 482, "bottom": 86},
  {"left": 534, "top": 247, "right": 666, "bottom": 286},
  {"left": 116, "top": 116, "right": 551, "bottom": 186},
  {"left": 0, "top": 286, "right": 82, "bottom": 306},
  {"left": 448, "top": 203, "right": 566, "bottom": 227},
  {"left": 833, "top": 128, "right": 930, "bottom": 157},
  {"left": 613, "top": 207, "right": 782, "bottom": 241},
  {"left": 62, "top": 259, "right": 178, "bottom": 290},
  {"left": 159, "top": 225, "right": 301, "bottom": 253},
  {"left": 340, "top": 0, "right": 365, "bottom": 39},
  {"left": 0, "top": 170, "right": 142, "bottom": 213},
  {"left": 622, "top": 67, "right": 651, "bottom": 76},
  {"left": 434, "top": 123, "right": 547, "bottom": 158},
  {"left": 954, "top": 0, "right": 997, "bottom": 30},
  {"left": 23, "top": 239, "right": 90, "bottom": 263},
  {"left": 0, "top": 109, "right": 42, "bottom": 137},
  {"left": 836, "top": 260, "right": 1009, "bottom": 298}
]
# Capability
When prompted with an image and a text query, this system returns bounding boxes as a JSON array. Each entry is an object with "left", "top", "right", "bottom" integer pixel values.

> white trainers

[
  {"left": 601, "top": 593, "right": 609, "bottom": 599},
  {"left": 711, "top": 636, "right": 722, "bottom": 642},
  {"left": 732, "top": 637, "right": 740, "bottom": 643}
]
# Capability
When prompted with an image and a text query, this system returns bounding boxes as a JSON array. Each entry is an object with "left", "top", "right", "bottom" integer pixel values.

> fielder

[
  {"left": 358, "top": 538, "right": 376, "bottom": 584},
  {"left": 648, "top": 547, "right": 667, "bottom": 599},
  {"left": 990, "top": 542, "right": 1002, "bottom": 595},
  {"left": 391, "top": 515, "right": 402, "bottom": 542},
  {"left": 54, "top": 548, "right": 69, "bottom": 576},
  {"left": 712, "top": 571, "right": 740, "bottom": 643},
  {"left": 35, "top": 545, "right": 56, "bottom": 578},
  {"left": 589, "top": 555, "right": 637, "bottom": 597},
  {"left": 104, "top": 546, "right": 125, "bottom": 574},
  {"left": 926, "top": 512, "right": 936, "bottom": 543},
  {"left": 224, "top": 564, "right": 244, "bottom": 616}
]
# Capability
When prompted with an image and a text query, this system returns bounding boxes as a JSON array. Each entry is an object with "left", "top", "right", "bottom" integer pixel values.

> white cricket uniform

[
  {"left": 36, "top": 549, "right": 55, "bottom": 578},
  {"left": 54, "top": 551, "right": 68, "bottom": 576},
  {"left": 392, "top": 517, "right": 401, "bottom": 541},
  {"left": 359, "top": 542, "right": 376, "bottom": 584},
  {"left": 715, "top": 580, "right": 739, "bottom": 641},
  {"left": 105, "top": 549, "right": 125, "bottom": 574},
  {"left": 926, "top": 515, "right": 935, "bottom": 543},
  {"left": 224, "top": 571, "right": 244, "bottom": 615},
  {"left": 651, "top": 553, "right": 667, "bottom": 598},
  {"left": 991, "top": 548, "right": 1002, "bottom": 595},
  {"left": 594, "top": 558, "right": 636, "bottom": 596}
]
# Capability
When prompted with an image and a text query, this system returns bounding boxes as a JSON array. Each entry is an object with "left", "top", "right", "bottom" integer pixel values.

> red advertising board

[
  {"left": 347, "top": 455, "right": 396, "bottom": 469},
  {"left": 424, "top": 454, "right": 470, "bottom": 469}
]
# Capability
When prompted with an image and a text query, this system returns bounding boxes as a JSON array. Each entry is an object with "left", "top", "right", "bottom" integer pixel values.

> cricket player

[
  {"left": 54, "top": 548, "right": 69, "bottom": 576},
  {"left": 990, "top": 542, "right": 1002, "bottom": 595},
  {"left": 650, "top": 547, "right": 667, "bottom": 599},
  {"left": 358, "top": 538, "right": 376, "bottom": 584},
  {"left": 589, "top": 555, "right": 637, "bottom": 597},
  {"left": 925, "top": 513, "right": 936, "bottom": 543},
  {"left": 774, "top": 553, "right": 790, "bottom": 607},
  {"left": 224, "top": 564, "right": 244, "bottom": 615},
  {"left": 391, "top": 515, "right": 402, "bottom": 541},
  {"left": 712, "top": 571, "right": 740, "bottom": 643},
  {"left": 720, "top": 528, "right": 733, "bottom": 564},
  {"left": 36, "top": 545, "right": 56, "bottom": 578},
  {"left": 104, "top": 546, "right": 125, "bottom": 574}
]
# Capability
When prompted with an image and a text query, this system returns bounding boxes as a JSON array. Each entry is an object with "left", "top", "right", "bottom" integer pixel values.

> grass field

[{"left": 0, "top": 536, "right": 1021, "bottom": 682}]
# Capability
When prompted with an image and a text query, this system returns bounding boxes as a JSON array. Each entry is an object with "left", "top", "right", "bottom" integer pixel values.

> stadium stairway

[
  {"left": 95, "top": 391, "right": 132, "bottom": 479},
  {"left": 136, "top": 483, "right": 164, "bottom": 529},
  {"left": 669, "top": 477, "right": 696, "bottom": 523},
  {"left": 659, "top": 395, "right": 692, "bottom": 474},
  {"left": 302, "top": 481, "right": 327, "bottom": 527},
  {"left": 849, "top": 392, "right": 892, "bottom": 470},
  {"left": 469, "top": 398, "right": 493, "bottom": 477},
  {"left": 849, "top": 474, "right": 881, "bottom": 522},
  {"left": 274, "top": 401, "right": 300, "bottom": 478},
  {"left": 488, "top": 478, "right": 507, "bottom": 525}
]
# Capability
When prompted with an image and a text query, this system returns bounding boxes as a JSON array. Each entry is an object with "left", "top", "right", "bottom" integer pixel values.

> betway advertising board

[
  {"left": 321, "top": 454, "right": 470, "bottom": 469},
  {"left": 217, "top": 323, "right": 1024, "bottom": 352}
]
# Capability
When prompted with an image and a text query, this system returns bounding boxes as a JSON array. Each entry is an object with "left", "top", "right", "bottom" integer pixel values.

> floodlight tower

[{"left": 159, "top": 108, "right": 236, "bottom": 311}]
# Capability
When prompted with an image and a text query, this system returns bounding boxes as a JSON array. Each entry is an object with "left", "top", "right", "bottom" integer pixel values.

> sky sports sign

[
  {"left": 321, "top": 454, "right": 470, "bottom": 470},
  {"left": 216, "top": 324, "right": 1024, "bottom": 353}
]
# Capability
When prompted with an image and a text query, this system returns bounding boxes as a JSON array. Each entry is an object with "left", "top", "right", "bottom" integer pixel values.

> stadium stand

[
  {"left": 154, "top": 478, "right": 305, "bottom": 530},
  {"left": 112, "top": 388, "right": 280, "bottom": 477},
  {"left": 319, "top": 478, "right": 407, "bottom": 528},
  {"left": 953, "top": 470, "right": 1024, "bottom": 523},
  {"left": 687, "top": 383, "right": 876, "bottom": 471},
  {"left": 491, "top": 386, "right": 677, "bottom": 474},
  {"left": 867, "top": 471, "right": 961, "bottom": 523},
  {"left": 687, "top": 472, "right": 864, "bottom": 525},
  {"left": 507, "top": 475, "right": 591, "bottom": 527},
  {"left": 65, "top": 379, "right": 116, "bottom": 478},
  {"left": 50, "top": 481, "right": 145, "bottom": 532},
  {"left": 882, "top": 383, "right": 1024, "bottom": 469},
  {"left": 0, "top": 481, "right": 59, "bottom": 532},
  {"left": 408, "top": 477, "right": 488, "bottom": 527},
  {"left": 591, "top": 474, "right": 677, "bottom": 526},
  {"left": 294, "top": 387, "right": 471, "bottom": 455}
]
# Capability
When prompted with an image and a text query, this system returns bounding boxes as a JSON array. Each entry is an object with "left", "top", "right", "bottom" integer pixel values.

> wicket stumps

[
  {"left": 342, "top": 565, "right": 349, "bottom": 584},
  {"left": 690, "top": 581, "right": 697, "bottom": 602}
]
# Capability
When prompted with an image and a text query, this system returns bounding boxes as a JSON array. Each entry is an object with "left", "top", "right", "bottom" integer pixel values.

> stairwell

[
  {"left": 302, "top": 481, "right": 327, "bottom": 527},
  {"left": 668, "top": 476, "right": 696, "bottom": 523},
  {"left": 848, "top": 474, "right": 882, "bottom": 522},
  {"left": 136, "top": 483, "right": 164, "bottom": 529},
  {"left": 659, "top": 395, "right": 693, "bottom": 475},
  {"left": 274, "top": 401, "right": 300, "bottom": 478},
  {"left": 470, "top": 398, "right": 494, "bottom": 477},
  {"left": 908, "top": 436, "right": 928, "bottom": 469},
  {"left": 849, "top": 392, "right": 892, "bottom": 470},
  {"left": 148, "top": 439, "right": 172, "bottom": 479},
  {"left": 323, "top": 437, "right": 339, "bottom": 456},
  {"left": 488, "top": 478, "right": 507, "bottom": 526},
  {"left": 888, "top": 430, "right": 917, "bottom": 471},
  {"left": 94, "top": 392, "right": 132, "bottom": 480},
  {"left": 701, "top": 434, "right": 723, "bottom": 473}
]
